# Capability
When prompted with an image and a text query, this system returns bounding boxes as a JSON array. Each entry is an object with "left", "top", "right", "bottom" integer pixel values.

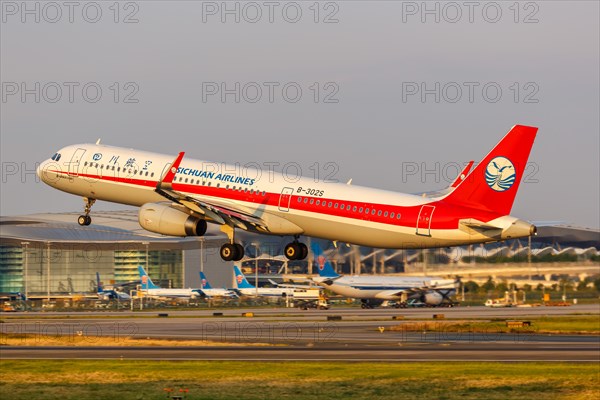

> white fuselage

[
  {"left": 143, "top": 288, "right": 201, "bottom": 299},
  {"left": 236, "top": 287, "right": 295, "bottom": 298},
  {"left": 38, "top": 143, "right": 531, "bottom": 248},
  {"left": 313, "top": 275, "right": 456, "bottom": 300}
]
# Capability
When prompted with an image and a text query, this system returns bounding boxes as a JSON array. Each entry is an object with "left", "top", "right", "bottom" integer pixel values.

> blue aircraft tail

[
  {"left": 233, "top": 265, "right": 255, "bottom": 289},
  {"left": 311, "top": 242, "right": 339, "bottom": 278},
  {"left": 96, "top": 272, "right": 103, "bottom": 293},
  {"left": 199, "top": 271, "right": 213, "bottom": 289},
  {"left": 137, "top": 265, "right": 160, "bottom": 290}
]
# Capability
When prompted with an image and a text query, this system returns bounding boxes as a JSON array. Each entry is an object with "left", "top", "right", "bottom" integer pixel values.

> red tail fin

[{"left": 444, "top": 125, "right": 538, "bottom": 215}]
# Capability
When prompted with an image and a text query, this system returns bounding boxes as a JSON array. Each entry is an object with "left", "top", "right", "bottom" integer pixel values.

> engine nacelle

[
  {"left": 138, "top": 202, "right": 207, "bottom": 237},
  {"left": 423, "top": 291, "right": 444, "bottom": 306}
]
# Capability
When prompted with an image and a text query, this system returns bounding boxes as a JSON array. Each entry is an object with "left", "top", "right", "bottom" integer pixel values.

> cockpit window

[{"left": 51, "top": 153, "right": 62, "bottom": 161}]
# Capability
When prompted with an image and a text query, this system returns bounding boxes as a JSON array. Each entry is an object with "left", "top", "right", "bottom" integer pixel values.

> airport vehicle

[
  {"left": 138, "top": 266, "right": 202, "bottom": 299},
  {"left": 311, "top": 243, "right": 457, "bottom": 308},
  {"left": 96, "top": 272, "right": 131, "bottom": 301},
  {"left": 38, "top": 125, "right": 538, "bottom": 261},
  {"left": 199, "top": 271, "right": 239, "bottom": 298},
  {"left": 232, "top": 265, "right": 295, "bottom": 298}
]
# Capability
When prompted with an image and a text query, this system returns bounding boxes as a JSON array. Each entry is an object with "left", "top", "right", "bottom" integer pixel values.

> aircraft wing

[
  {"left": 154, "top": 152, "right": 270, "bottom": 232},
  {"left": 374, "top": 289, "right": 407, "bottom": 300},
  {"left": 268, "top": 279, "right": 319, "bottom": 289}
]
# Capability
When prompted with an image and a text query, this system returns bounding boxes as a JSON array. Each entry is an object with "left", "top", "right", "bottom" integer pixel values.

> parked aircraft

[{"left": 310, "top": 243, "right": 457, "bottom": 308}]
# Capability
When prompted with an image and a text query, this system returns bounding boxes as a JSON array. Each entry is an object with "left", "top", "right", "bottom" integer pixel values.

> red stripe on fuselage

[{"left": 49, "top": 170, "right": 500, "bottom": 230}]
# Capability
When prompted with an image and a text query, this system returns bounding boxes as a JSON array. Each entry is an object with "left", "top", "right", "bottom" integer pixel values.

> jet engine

[
  {"left": 138, "top": 202, "right": 207, "bottom": 237},
  {"left": 422, "top": 291, "right": 444, "bottom": 306}
]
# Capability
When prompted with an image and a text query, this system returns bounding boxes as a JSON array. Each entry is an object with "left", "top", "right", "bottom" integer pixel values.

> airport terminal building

[{"left": 1, "top": 211, "right": 599, "bottom": 297}]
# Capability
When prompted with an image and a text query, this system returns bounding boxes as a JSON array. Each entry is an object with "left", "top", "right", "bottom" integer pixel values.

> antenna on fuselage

[{"left": 95, "top": 138, "right": 102, "bottom": 145}]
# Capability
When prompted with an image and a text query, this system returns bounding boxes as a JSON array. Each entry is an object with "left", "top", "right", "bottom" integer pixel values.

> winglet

[{"left": 159, "top": 152, "right": 185, "bottom": 186}]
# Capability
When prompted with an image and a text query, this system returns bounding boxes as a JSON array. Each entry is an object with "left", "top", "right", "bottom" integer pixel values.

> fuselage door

[
  {"left": 68, "top": 148, "right": 86, "bottom": 178},
  {"left": 278, "top": 187, "right": 294, "bottom": 212},
  {"left": 416, "top": 205, "right": 435, "bottom": 236}
]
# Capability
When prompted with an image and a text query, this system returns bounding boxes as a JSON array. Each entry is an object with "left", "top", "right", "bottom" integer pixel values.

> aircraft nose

[{"left": 37, "top": 159, "right": 54, "bottom": 184}]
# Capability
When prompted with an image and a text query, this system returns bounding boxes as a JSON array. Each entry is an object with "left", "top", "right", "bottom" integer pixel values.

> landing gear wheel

[
  {"left": 220, "top": 243, "right": 237, "bottom": 261},
  {"left": 299, "top": 243, "right": 308, "bottom": 260},
  {"left": 78, "top": 215, "right": 87, "bottom": 226},
  {"left": 85, "top": 215, "right": 91, "bottom": 225},
  {"left": 284, "top": 242, "right": 308, "bottom": 260},
  {"left": 233, "top": 243, "right": 245, "bottom": 261},
  {"left": 285, "top": 243, "right": 301, "bottom": 260},
  {"left": 220, "top": 243, "right": 244, "bottom": 261}
]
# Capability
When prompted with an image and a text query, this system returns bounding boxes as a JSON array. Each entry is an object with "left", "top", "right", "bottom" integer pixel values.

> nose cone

[{"left": 37, "top": 159, "right": 55, "bottom": 185}]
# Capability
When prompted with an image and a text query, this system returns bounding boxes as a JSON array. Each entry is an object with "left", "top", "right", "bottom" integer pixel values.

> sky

[{"left": 1, "top": 1, "right": 599, "bottom": 228}]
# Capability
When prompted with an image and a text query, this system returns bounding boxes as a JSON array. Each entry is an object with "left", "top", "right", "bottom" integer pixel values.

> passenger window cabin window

[
  {"left": 397, "top": 213, "right": 401, "bottom": 219},
  {"left": 84, "top": 161, "right": 88, "bottom": 166},
  {"left": 353, "top": 206, "right": 357, "bottom": 212},
  {"left": 390, "top": 212, "right": 395, "bottom": 218},
  {"left": 334, "top": 203, "right": 338, "bottom": 209},
  {"left": 359, "top": 207, "right": 363, "bottom": 213},
  {"left": 316, "top": 200, "right": 320, "bottom": 205},
  {"left": 151, "top": 172, "right": 154, "bottom": 177},
  {"left": 310, "top": 199, "right": 314, "bottom": 205},
  {"left": 372, "top": 209, "right": 376, "bottom": 215},
  {"left": 304, "top": 198, "right": 308, "bottom": 204},
  {"left": 298, "top": 197, "right": 302, "bottom": 202},
  {"left": 365, "top": 208, "right": 369, "bottom": 214},
  {"left": 384, "top": 211, "right": 388, "bottom": 217},
  {"left": 377, "top": 210, "right": 382, "bottom": 216}
]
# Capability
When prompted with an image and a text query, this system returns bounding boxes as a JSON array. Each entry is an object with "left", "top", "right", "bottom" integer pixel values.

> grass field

[
  {"left": 0, "top": 360, "right": 598, "bottom": 400},
  {"left": 391, "top": 315, "right": 600, "bottom": 335}
]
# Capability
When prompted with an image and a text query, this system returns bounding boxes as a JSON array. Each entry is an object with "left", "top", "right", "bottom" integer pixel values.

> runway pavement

[{"left": 1, "top": 305, "right": 598, "bottom": 361}]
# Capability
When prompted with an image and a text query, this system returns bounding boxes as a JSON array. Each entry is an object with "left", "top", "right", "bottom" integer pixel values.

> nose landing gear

[{"left": 78, "top": 198, "right": 96, "bottom": 226}]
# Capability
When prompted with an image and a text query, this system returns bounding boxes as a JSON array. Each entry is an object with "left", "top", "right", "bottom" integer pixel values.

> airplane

[
  {"left": 310, "top": 243, "right": 457, "bottom": 308},
  {"left": 37, "top": 125, "right": 538, "bottom": 261},
  {"left": 232, "top": 265, "right": 296, "bottom": 298},
  {"left": 96, "top": 272, "right": 131, "bottom": 301},
  {"left": 138, "top": 266, "right": 203, "bottom": 299},
  {"left": 199, "top": 271, "right": 239, "bottom": 298}
]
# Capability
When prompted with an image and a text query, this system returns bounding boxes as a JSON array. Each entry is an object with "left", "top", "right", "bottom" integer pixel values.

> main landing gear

[
  {"left": 284, "top": 239, "right": 308, "bottom": 260},
  {"left": 77, "top": 197, "right": 96, "bottom": 226},
  {"left": 219, "top": 224, "right": 245, "bottom": 262}
]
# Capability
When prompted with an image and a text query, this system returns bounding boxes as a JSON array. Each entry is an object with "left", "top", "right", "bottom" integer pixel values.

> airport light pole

[
  {"left": 142, "top": 240, "right": 149, "bottom": 273},
  {"left": 252, "top": 242, "right": 260, "bottom": 297},
  {"left": 200, "top": 237, "right": 205, "bottom": 273},
  {"left": 46, "top": 242, "right": 51, "bottom": 302},
  {"left": 21, "top": 242, "right": 30, "bottom": 299}
]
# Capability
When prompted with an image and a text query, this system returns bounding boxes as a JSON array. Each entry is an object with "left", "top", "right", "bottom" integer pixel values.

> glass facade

[{"left": 0, "top": 244, "right": 182, "bottom": 295}]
